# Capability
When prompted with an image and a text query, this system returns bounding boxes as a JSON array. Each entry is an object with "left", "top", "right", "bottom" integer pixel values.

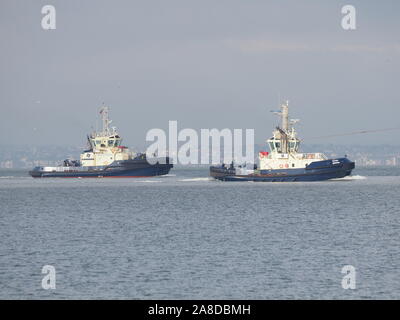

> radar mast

[
  {"left": 269, "top": 101, "right": 300, "bottom": 154},
  {"left": 99, "top": 105, "right": 112, "bottom": 135}
]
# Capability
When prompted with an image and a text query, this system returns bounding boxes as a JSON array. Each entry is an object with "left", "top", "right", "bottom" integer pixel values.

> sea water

[{"left": 0, "top": 167, "right": 399, "bottom": 299}]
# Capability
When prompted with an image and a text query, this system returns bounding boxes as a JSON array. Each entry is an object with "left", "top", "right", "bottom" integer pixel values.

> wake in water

[
  {"left": 0, "top": 176, "right": 31, "bottom": 179},
  {"left": 179, "top": 177, "right": 212, "bottom": 182},
  {"left": 331, "top": 175, "right": 367, "bottom": 181}
]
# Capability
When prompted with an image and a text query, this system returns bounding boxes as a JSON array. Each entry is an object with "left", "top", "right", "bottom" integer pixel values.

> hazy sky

[{"left": 1, "top": 0, "right": 399, "bottom": 148}]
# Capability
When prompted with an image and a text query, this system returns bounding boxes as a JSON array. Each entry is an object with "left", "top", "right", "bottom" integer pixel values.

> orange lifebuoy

[{"left": 285, "top": 163, "right": 289, "bottom": 168}]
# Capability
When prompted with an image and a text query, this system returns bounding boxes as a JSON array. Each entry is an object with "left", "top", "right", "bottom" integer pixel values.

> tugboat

[
  {"left": 210, "top": 101, "right": 355, "bottom": 182},
  {"left": 29, "top": 106, "right": 173, "bottom": 178}
]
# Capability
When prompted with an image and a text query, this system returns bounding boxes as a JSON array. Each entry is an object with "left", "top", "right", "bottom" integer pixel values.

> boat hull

[
  {"left": 29, "top": 157, "right": 173, "bottom": 178},
  {"left": 210, "top": 158, "right": 355, "bottom": 182}
]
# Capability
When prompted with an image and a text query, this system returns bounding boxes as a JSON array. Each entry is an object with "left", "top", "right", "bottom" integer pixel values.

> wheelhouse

[
  {"left": 91, "top": 135, "right": 122, "bottom": 148},
  {"left": 267, "top": 137, "right": 300, "bottom": 154}
]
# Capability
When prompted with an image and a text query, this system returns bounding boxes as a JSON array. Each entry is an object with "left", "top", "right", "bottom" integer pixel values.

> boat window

[
  {"left": 108, "top": 140, "right": 114, "bottom": 147},
  {"left": 268, "top": 142, "right": 275, "bottom": 151},
  {"left": 289, "top": 141, "right": 299, "bottom": 152},
  {"left": 96, "top": 140, "right": 101, "bottom": 145}
]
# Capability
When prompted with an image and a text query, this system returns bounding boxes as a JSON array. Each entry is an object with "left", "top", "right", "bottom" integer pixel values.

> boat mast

[
  {"left": 272, "top": 100, "right": 290, "bottom": 133},
  {"left": 99, "top": 106, "right": 112, "bottom": 135},
  {"left": 281, "top": 101, "right": 289, "bottom": 132},
  {"left": 273, "top": 101, "right": 289, "bottom": 153}
]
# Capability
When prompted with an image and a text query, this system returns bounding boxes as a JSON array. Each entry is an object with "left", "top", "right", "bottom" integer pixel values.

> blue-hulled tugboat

[
  {"left": 210, "top": 101, "right": 354, "bottom": 182},
  {"left": 29, "top": 106, "right": 173, "bottom": 178}
]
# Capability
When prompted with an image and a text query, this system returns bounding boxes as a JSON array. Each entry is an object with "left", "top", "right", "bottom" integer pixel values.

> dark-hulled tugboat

[
  {"left": 210, "top": 101, "right": 355, "bottom": 182},
  {"left": 29, "top": 106, "right": 173, "bottom": 178}
]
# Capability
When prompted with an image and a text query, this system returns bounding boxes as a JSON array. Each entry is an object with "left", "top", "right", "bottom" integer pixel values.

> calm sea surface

[{"left": 0, "top": 166, "right": 399, "bottom": 299}]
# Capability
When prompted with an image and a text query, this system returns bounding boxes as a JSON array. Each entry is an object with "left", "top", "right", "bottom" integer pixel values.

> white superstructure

[
  {"left": 259, "top": 101, "right": 327, "bottom": 170},
  {"left": 80, "top": 106, "right": 134, "bottom": 167}
]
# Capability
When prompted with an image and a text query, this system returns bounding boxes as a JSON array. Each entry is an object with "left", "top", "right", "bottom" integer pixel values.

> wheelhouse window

[
  {"left": 268, "top": 142, "right": 275, "bottom": 151},
  {"left": 268, "top": 140, "right": 282, "bottom": 152},
  {"left": 289, "top": 140, "right": 299, "bottom": 152}
]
